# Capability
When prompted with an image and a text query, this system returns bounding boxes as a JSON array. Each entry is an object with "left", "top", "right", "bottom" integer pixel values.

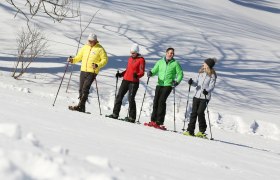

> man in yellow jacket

[{"left": 68, "top": 33, "right": 108, "bottom": 112}]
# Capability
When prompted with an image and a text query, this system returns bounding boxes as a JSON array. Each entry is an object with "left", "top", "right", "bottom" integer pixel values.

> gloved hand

[
  {"left": 147, "top": 71, "right": 152, "bottom": 77},
  {"left": 203, "top": 89, "right": 208, "bottom": 95},
  {"left": 115, "top": 72, "right": 123, "bottom": 78},
  {"left": 92, "top": 63, "right": 98, "bottom": 69},
  {"left": 188, "top": 78, "right": 193, "bottom": 85},
  {"left": 67, "top": 56, "right": 73, "bottom": 63},
  {"left": 172, "top": 81, "right": 179, "bottom": 87},
  {"left": 133, "top": 72, "right": 138, "bottom": 79}
]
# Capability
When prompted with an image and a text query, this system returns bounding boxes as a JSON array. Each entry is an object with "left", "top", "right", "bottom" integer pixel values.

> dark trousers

[
  {"left": 113, "top": 80, "right": 139, "bottom": 119},
  {"left": 151, "top": 86, "right": 172, "bottom": 125},
  {"left": 187, "top": 97, "right": 209, "bottom": 133},
  {"left": 79, "top": 71, "right": 97, "bottom": 100}
]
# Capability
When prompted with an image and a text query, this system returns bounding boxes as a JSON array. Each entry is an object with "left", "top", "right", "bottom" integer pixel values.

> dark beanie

[{"left": 204, "top": 58, "right": 216, "bottom": 69}]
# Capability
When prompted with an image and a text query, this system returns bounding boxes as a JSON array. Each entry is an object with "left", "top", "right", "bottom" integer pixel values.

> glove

[
  {"left": 147, "top": 71, "right": 152, "bottom": 77},
  {"left": 203, "top": 89, "right": 208, "bottom": 95},
  {"left": 133, "top": 72, "right": 138, "bottom": 79},
  {"left": 172, "top": 81, "right": 179, "bottom": 87},
  {"left": 188, "top": 78, "right": 193, "bottom": 85},
  {"left": 115, "top": 72, "right": 122, "bottom": 78},
  {"left": 67, "top": 56, "right": 73, "bottom": 63},
  {"left": 92, "top": 63, "right": 98, "bottom": 69}
]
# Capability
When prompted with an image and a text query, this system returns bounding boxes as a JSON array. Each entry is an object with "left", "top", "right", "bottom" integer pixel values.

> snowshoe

[
  {"left": 105, "top": 114, "right": 118, "bottom": 119},
  {"left": 68, "top": 106, "right": 89, "bottom": 114},
  {"left": 183, "top": 131, "right": 194, "bottom": 136},
  {"left": 155, "top": 125, "right": 167, "bottom": 130},
  {"left": 144, "top": 121, "right": 157, "bottom": 127},
  {"left": 68, "top": 105, "right": 85, "bottom": 112},
  {"left": 144, "top": 121, "right": 166, "bottom": 130},
  {"left": 123, "top": 117, "right": 136, "bottom": 123},
  {"left": 195, "top": 132, "right": 208, "bottom": 139}
]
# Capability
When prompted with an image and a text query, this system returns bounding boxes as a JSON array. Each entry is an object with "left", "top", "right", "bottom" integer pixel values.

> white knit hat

[
  {"left": 88, "top": 33, "right": 97, "bottom": 41},
  {"left": 130, "top": 43, "right": 139, "bottom": 53}
]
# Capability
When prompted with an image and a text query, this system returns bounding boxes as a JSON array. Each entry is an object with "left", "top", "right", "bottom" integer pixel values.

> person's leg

[
  {"left": 113, "top": 80, "right": 129, "bottom": 117},
  {"left": 79, "top": 71, "right": 87, "bottom": 99},
  {"left": 79, "top": 73, "right": 97, "bottom": 112},
  {"left": 197, "top": 99, "right": 209, "bottom": 133},
  {"left": 186, "top": 97, "right": 200, "bottom": 135},
  {"left": 151, "top": 86, "right": 161, "bottom": 122},
  {"left": 156, "top": 86, "right": 172, "bottom": 125},
  {"left": 128, "top": 82, "right": 139, "bottom": 120}
]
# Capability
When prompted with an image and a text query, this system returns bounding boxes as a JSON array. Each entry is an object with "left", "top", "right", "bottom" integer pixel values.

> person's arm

[
  {"left": 137, "top": 58, "right": 145, "bottom": 78},
  {"left": 175, "top": 62, "right": 183, "bottom": 83},
  {"left": 72, "top": 46, "right": 84, "bottom": 63},
  {"left": 96, "top": 48, "right": 108, "bottom": 68},
  {"left": 205, "top": 74, "right": 216, "bottom": 93},
  {"left": 151, "top": 60, "right": 160, "bottom": 76}
]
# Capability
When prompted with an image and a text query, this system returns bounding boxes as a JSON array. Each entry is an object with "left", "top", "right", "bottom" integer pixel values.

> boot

[
  {"left": 70, "top": 94, "right": 87, "bottom": 112},
  {"left": 77, "top": 94, "right": 87, "bottom": 112},
  {"left": 124, "top": 117, "right": 135, "bottom": 123},
  {"left": 107, "top": 114, "right": 118, "bottom": 119}
]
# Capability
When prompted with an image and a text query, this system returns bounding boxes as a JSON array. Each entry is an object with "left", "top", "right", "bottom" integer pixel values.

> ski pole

[
  {"left": 52, "top": 59, "right": 70, "bottom": 106},
  {"left": 136, "top": 77, "right": 150, "bottom": 124},
  {"left": 173, "top": 85, "right": 177, "bottom": 132},
  {"left": 205, "top": 94, "right": 214, "bottom": 140},
  {"left": 65, "top": 65, "right": 73, "bottom": 93},
  {"left": 95, "top": 78, "right": 102, "bottom": 115},
  {"left": 182, "top": 84, "right": 191, "bottom": 131}
]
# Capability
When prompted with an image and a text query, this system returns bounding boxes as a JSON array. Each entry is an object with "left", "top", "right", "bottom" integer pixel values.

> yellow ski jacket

[{"left": 72, "top": 42, "right": 108, "bottom": 74}]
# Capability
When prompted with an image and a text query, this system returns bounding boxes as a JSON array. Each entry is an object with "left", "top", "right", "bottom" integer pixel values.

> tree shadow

[
  {"left": 229, "top": 0, "right": 280, "bottom": 14},
  {"left": 1, "top": 0, "right": 279, "bottom": 117}
]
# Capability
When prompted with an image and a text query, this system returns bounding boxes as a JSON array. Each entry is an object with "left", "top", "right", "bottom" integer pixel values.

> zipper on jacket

[
  {"left": 85, "top": 47, "right": 93, "bottom": 72},
  {"left": 164, "top": 59, "right": 174, "bottom": 86},
  {"left": 163, "top": 60, "right": 169, "bottom": 85}
]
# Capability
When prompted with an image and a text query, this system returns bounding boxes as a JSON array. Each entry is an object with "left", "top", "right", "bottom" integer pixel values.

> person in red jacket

[{"left": 107, "top": 44, "right": 145, "bottom": 122}]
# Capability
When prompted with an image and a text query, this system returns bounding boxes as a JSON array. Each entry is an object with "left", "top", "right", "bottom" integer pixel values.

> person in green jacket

[{"left": 146, "top": 47, "right": 183, "bottom": 130}]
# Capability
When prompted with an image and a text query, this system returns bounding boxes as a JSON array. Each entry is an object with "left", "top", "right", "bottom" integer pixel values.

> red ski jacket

[{"left": 122, "top": 55, "right": 145, "bottom": 82}]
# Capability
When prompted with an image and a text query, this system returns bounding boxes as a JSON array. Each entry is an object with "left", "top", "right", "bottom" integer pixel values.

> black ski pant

[
  {"left": 113, "top": 80, "right": 139, "bottom": 120},
  {"left": 79, "top": 71, "right": 97, "bottom": 102},
  {"left": 151, "top": 86, "right": 172, "bottom": 125},
  {"left": 187, "top": 97, "right": 209, "bottom": 134}
]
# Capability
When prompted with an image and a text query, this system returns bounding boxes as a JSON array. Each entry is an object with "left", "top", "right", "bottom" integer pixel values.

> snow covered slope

[{"left": 0, "top": 0, "right": 280, "bottom": 179}]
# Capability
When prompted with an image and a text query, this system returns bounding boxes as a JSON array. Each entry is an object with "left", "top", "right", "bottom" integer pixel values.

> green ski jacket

[{"left": 151, "top": 57, "right": 183, "bottom": 86}]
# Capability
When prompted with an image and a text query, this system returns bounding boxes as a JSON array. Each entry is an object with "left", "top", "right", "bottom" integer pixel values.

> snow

[{"left": 0, "top": 0, "right": 280, "bottom": 179}]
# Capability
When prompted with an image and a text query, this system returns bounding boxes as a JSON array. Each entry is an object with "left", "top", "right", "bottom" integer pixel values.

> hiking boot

[
  {"left": 78, "top": 105, "right": 85, "bottom": 112},
  {"left": 195, "top": 132, "right": 208, "bottom": 139},
  {"left": 69, "top": 105, "right": 85, "bottom": 112},
  {"left": 107, "top": 114, "right": 118, "bottom": 119},
  {"left": 183, "top": 131, "right": 194, "bottom": 136},
  {"left": 124, "top": 117, "right": 135, "bottom": 123}
]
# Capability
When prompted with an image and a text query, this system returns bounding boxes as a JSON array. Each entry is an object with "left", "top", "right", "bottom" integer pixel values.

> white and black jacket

[{"left": 191, "top": 72, "right": 216, "bottom": 100}]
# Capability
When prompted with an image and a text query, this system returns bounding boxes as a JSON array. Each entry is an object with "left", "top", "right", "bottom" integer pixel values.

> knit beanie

[
  {"left": 88, "top": 33, "right": 97, "bottom": 41},
  {"left": 130, "top": 43, "right": 139, "bottom": 53},
  {"left": 204, "top": 58, "right": 216, "bottom": 69}
]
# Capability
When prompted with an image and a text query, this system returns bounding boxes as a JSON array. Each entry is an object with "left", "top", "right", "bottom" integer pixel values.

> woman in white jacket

[{"left": 184, "top": 58, "right": 217, "bottom": 138}]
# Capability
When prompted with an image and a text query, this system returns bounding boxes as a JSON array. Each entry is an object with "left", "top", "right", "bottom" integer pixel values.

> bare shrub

[
  {"left": 12, "top": 25, "right": 48, "bottom": 79},
  {"left": 6, "top": 0, "right": 79, "bottom": 23}
]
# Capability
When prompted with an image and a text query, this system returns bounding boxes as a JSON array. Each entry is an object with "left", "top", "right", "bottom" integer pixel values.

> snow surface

[{"left": 0, "top": 0, "right": 280, "bottom": 179}]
